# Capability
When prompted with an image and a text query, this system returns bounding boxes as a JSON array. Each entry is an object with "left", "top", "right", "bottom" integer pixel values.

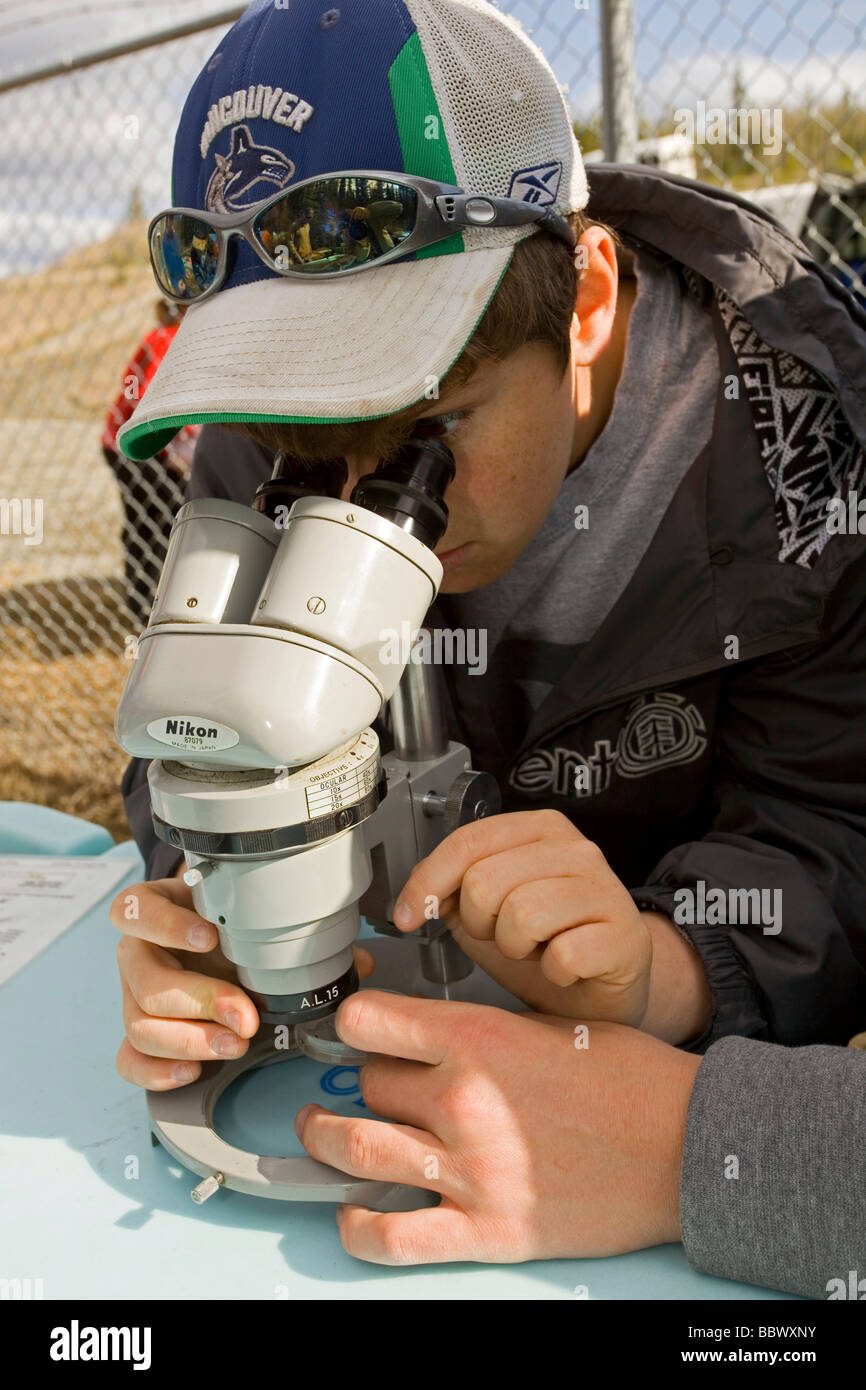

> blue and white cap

[{"left": 118, "top": 0, "right": 589, "bottom": 461}]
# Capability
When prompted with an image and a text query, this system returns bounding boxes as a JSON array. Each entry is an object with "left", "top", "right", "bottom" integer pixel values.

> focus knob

[{"left": 444, "top": 770, "right": 501, "bottom": 834}]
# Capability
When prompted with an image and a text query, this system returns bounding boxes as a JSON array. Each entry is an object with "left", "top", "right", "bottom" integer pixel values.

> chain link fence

[
  {"left": 628, "top": 0, "right": 866, "bottom": 296},
  {"left": 0, "top": 0, "right": 862, "bottom": 840}
]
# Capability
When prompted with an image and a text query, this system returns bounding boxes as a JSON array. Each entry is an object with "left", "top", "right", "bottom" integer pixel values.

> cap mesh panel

[{"left": 405, "top": 0, "right": 589, "bottom": 253}]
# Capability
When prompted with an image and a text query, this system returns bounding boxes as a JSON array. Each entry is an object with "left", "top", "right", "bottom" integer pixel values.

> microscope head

[{"left": 115, "top": 439, "right": 455, "bottom": 771}]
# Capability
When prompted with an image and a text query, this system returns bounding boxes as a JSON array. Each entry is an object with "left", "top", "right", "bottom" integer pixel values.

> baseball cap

[{"left": 117, "top": 0, "right": 589, "bottom": 462}]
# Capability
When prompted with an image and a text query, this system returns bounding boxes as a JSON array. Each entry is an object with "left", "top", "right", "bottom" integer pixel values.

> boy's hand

[
  {"left": 110, "top": 869, "right": 374, "bottom": 1090},
  {"left": 393, "top": 809, "right": 653, "bottom": 1026},
  {"left": 295, "top": 992, "right": 701, "bottom": 1265}
]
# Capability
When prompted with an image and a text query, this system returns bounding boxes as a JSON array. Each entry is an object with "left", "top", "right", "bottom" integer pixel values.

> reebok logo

[{"left": 508, "top": 162, "right": 562, "bottom": 207}]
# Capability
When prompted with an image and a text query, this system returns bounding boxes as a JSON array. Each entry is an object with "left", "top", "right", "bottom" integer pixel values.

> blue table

[{"left": 0, "top": 803, "right": 795, "bottom": 1300}]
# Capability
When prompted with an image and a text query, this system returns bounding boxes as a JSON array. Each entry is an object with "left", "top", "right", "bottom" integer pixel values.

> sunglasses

[{"left": 148, "top": 170, "right": 578, "bottom": 305}]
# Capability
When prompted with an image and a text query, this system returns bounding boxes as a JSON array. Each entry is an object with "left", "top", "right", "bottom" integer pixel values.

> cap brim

[{"left": 116, "top": 247, "right": 514, "bottom": 461}]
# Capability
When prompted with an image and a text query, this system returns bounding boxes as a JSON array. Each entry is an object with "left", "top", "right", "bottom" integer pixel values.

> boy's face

[
  {"left": 337, "top": 226, "right": 621, "bottom": 594},
  {"left": 338, "top": 343, "right": 579, "bottom": 593}
]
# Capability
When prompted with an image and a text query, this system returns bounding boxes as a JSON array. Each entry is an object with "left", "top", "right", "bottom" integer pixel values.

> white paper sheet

[{"left": 0, "top": 855, "right": 139, "bottom": 986}]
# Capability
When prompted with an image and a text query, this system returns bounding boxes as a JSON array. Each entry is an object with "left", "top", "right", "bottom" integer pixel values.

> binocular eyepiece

[{"left": 253, "top": 436, "right": 456, "bottom": 551}]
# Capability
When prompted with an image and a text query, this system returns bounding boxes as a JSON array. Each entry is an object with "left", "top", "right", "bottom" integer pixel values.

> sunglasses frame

[{"left": 148, "top": 169, "right": 578, "bottom": 305}]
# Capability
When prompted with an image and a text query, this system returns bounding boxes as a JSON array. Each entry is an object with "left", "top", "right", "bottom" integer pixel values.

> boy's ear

[{"left": 571, "top": 226, "right": 619, "bottom": 367}]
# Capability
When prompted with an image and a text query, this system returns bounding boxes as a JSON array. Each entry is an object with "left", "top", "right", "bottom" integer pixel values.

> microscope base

[{"left": 147, "top": 935, "right": 525, "bottom": 1208}]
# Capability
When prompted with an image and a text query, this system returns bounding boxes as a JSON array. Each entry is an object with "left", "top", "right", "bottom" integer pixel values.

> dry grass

[
  {"left": 0, "top": 593, "right": 134, "bottom": 838},
  {"left": 0, "top": 222, "right": 163, "bottom": 841},
  {"left": 0, "top": 219, "right": 155, "bottom": 418}
]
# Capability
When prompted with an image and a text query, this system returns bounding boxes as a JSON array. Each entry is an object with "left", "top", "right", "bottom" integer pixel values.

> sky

[{"left": 0, "top": 0, "right": 863, "bottom": 276}]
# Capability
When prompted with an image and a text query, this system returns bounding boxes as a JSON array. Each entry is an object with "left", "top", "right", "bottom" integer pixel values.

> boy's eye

[{"left": 413, "top": 410, "right": 467, "bottom": 439}]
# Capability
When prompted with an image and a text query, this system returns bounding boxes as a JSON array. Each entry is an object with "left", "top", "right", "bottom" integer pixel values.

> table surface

[{"left": 0, "top": 803, "right": 797, "bottom": 1300}]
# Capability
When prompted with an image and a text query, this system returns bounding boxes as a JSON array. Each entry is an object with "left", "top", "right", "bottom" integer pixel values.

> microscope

[{"left": 115, "top": 440, "right": 518, "bottom": 1210}]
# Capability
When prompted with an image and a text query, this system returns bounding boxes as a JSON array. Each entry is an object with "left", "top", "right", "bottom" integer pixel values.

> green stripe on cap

[
  {"left": 118, "top": 404, "right": 437, "bottom": 459},
  {"left": 389, "top": 33, "right": 463, "bottom": 261}
]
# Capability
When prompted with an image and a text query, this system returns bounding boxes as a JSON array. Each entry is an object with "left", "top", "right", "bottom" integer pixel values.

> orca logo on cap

[{"left": 205, "top": 125, "right": 296, "bottom": 213}]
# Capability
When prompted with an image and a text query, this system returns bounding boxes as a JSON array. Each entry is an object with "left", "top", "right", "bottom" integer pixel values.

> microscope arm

[{"left": 359, "top": 654, "right": 500, "bottom": 986}]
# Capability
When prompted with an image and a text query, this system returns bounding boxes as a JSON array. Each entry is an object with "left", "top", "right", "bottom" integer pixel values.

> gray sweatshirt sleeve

[{"left": 680, "top": 1034, "right": 866, "bottom": 1299}]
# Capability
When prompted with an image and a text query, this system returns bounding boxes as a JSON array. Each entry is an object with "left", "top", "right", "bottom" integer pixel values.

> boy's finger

[
  {"left": 109, "top": 879, "right": 218, "bottom": 953},
  {"left": 295, "top": 1106, "right": 449, "bottom": 1195},
  {"left": 120, "top": 979, "right": 250, "bottom": 1062},
  {"left": 354, "top": 945, "right": 376, "bottom": 980},
  {"left": 457, "top": 839, "right": 596, "bottom": 941},
  {"left": 338, "top": 1201, "right": 482, "bottom": 1266},
  {"left": 356, "top": 1056, "right": 437, "bottom": 1133},
  {"left": 494, "top": 877, "right": 606, "bottom": 960},
  {"left": 335, "top": 988, "right": 479, "bottom": 1065},
  {"left": 115, "top": 1035, "right": 202, "bottom": 1091},
  {"left": 393, "top": 810, "right": 577, "bottom": 930},
  {"left": 118, "top": 936, "right": 259, "bottom": 1036},
  {"left": 539, "top": 918, "right": 645, "bottom": 989}
]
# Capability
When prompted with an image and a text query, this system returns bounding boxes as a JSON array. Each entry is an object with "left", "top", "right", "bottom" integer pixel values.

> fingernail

[
  {"left": 220, "top": 1009, "right": 241, "bottom": 1033},
  {"left": 172, "top": 1063, "right": 197, "bottom": 1083},
  {"left": 294, "top": 1104, "right": 313, "bottom": 1139},
  {"left": 394, "top": 900, "right": 413, "bottom": 926},
  {"left": 187, "top": 925, "right": 212, "bottom": 948},
  {"left": 211, "top": 1032, "right": 243, "bottom": 1057}
]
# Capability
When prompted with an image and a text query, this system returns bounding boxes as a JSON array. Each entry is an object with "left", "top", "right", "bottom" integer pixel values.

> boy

[{"left": 112, "top": 0, "right": 866, "bottom": 1289}]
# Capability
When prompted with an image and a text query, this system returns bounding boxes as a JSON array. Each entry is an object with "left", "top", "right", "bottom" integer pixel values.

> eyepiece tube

[
  {"left": 350, "top": 438, "right": 455, "bottom": 550},
  {"left": 253, "top": 451, "right": 349, "bottom": 520}
]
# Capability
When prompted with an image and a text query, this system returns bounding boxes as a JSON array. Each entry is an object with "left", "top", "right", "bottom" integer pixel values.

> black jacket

[{"left": 121, "top": 165, "right": 866, "bottom": 1053}]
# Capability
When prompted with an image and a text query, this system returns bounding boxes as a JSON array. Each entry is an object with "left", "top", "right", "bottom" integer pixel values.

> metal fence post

[{"left": 600, "top": 0, "right": 637, "bottom": 163}]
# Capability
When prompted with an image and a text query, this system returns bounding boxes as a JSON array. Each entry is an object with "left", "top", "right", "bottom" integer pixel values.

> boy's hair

[{"left": 223, "top": 210, "right": 603, "bottom": 464}]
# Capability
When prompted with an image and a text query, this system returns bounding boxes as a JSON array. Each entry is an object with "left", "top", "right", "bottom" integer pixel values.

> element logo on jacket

[{"left": 509, "top": 691, "right": 708, "bottom": 799}]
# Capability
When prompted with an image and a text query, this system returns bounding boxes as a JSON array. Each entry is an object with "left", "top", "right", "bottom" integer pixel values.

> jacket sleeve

[
  {"left": 681, "top": 1035, "right": 866, "bottom": 1298},
  {"left": 120, "top": 426, "right": 275, "bottom": 879},
  {"left": 631, "top": 541, "right": 866, "bottom": 1050}
]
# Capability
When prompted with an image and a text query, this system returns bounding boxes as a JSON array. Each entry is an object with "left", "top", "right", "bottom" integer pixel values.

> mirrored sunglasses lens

[
  {"left": 254, "top": 178, "right": 417, "bottom": 273},
  {"left": 150, "top": 215, "right": 220, "bottom": 300}
]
